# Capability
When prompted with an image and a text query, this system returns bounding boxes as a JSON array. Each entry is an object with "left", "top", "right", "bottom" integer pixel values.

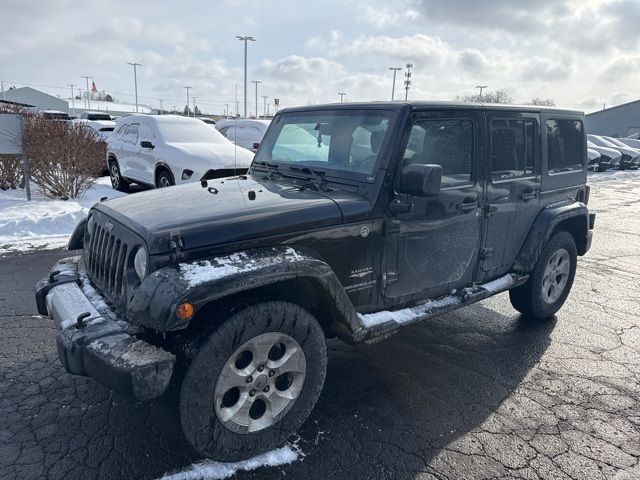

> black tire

[
  {"left": 109, "top": 160, "right": 129, "bottom": 192},
  {"left": 509, "top": 230, "right": 577, "bottom": 320},
  {"left": 156, "top": 169, "right": 174, "bottom": 188},
  {"left": 179, "top": 301, "right": 327, "bottom": 461}
]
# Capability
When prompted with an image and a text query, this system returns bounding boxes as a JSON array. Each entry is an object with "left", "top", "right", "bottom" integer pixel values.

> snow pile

[
  {"left": 80, "top": 272, "right": 109, "bottom": 312},
  {"left": 180, "top": 247, "right": 305, "bottom": 287},
  {"left": 588, "top": 169, "right": 640, "bottom": 184},
  {"left": 158, "top": 445, "right": 298, "bottom": 480},
  {"left": 0, "top": 177, "right": 125, "bottom": 253}
]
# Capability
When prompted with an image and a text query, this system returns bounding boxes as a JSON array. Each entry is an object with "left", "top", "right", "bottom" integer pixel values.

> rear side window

[
  {"left": 547, "top": 119, "right": 584, "bottom": 173},
  {"left": 491, "top": 119, "right": 536, "bottom": 181},
  {"left": 403, "top": 119, "right": 473, "bottom": 188}
]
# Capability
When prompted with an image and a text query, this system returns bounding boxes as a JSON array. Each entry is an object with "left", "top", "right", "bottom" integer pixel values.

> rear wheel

[
  {"left": 509, "top": 230, "right": 577, "bottom": 320},
  {"left": 109, "top": 160, "right": 129, "bottom": 192},
  {"left": 179, "top": 301, "right": 327, "bottom": 461},
  {"left": 156, "top": 169, "right": 174, "bottom": 188}
]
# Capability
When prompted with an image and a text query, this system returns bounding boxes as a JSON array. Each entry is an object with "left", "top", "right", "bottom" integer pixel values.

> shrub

[
  {"left": 0, "top": 154, "right": 23, "bottom": 190},
  {"left": 21, "top": 116, "right": 106, "bottom": 199}
]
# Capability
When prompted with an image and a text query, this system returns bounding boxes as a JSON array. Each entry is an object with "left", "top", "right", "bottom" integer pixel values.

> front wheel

[
  {"left": 109, "top": 160, "right": 129, "bottom": 192},
  {"left": 509, "top": 230, "right": 577, "bottom": 320},
  {"left": 156, "top": 170, "right": 174, "bottom": 188},
  {"left": 179, "top": 301, "right": 327, "bottom": 461}
]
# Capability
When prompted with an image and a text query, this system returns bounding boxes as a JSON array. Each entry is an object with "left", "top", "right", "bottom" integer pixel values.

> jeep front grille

[{"left": 84, "top": 213, "right": 139, "bottom": 312}]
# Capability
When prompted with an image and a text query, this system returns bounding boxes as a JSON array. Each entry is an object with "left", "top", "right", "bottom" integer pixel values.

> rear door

[
  {"left": 480, "top": 111, "right": 541, "bottom": 278},
  {"left": 384, "top": 110, "right": 485, "bottom": 299}
]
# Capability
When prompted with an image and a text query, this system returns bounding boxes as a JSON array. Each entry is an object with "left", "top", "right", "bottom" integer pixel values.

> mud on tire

[{"left": 179, "top": 301, "right": 327, "bottom": 461}]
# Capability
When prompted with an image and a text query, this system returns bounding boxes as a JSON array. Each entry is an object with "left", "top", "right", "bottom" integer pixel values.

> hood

[
  {"left": 587, "top": 144, "right": 621, "bottom": 159},
  {"left": 94, "top": 175, "right": 369, "bottom": 254},
  {"left": 166, "top": 142, "right": 254, "bottom": 169},
  {"left": 587, "top": 148, "right": 600, "bottom": 161}
]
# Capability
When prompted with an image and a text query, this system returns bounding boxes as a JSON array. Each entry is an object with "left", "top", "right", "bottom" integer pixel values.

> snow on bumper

[{"left": 34, "top": 256, "right": 175, "bottom": 400}]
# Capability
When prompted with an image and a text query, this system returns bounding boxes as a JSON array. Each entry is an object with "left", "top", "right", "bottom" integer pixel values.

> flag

[{"left": 91, "top": 81, "right": 98, "bottom": 93}]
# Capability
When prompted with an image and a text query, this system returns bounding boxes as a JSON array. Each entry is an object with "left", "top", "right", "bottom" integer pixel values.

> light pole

[
  {"left": 475, "top": 85, "right": 488, "bottom": 100},
  {"left": 184, "top": 86, "right": 191, "bottom": 116},
  {"left": 404, "top": 63, "right": 413, "bottom": 101},
  {"left": 251, "top": 80, "right": 261, "bottom": 118},
  {"left": 261, "top": 95, "right": 267, "bottom": 118},
  {"left": 388, "top": 67, "right": 402, "bottom": 101},
  {"left": 158, "top": 99, "right": 164, "bottom": 115},
  {"left": 67, "top": 84, "right": 76, "bottom": 116},
  {"left": 236, "top": 35, "right": 256, "bottom": 118},
  {"left": 127, "top": 62, "right": 142, "bottom": 112},
  {"left": 81, "top": 75, "right": 92, "bottom": 110},
  {"left": 192, "top": 97, "right": 197, "bottom": 117},
  {"left": 235, "top": 84, "right": 240, "bottom": 117},
  {"left": 338, "top": 92, "right": 346, "bottom": 103}
]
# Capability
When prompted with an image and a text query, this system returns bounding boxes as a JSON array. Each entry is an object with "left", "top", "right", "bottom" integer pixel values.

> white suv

[{"left": 106, "top": 115, "right": 254, "bottom": 191}]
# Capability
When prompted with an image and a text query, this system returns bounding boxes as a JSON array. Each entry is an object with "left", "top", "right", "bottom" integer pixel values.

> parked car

[
  {"left": 106, "top": 114, "right": 254, "bottom": 191},
  {"left": 587, "top": 134, "right": 640, "bottom": 169},
  {"left": 617, "top": 137, "right": 640, "bottom": 149},
  {"left": 601, "top": 136, "right": 640, "bottom": 169},
  {"left": 586, "top": 140, "right": 620, "bottom": 171},
  {"left": 36, "top": 102, "right": 595, "bottom": 461},
  {"left": 73, "top": 112, "right": 116, "bottom": 142},
  {"left": 587, "top": 148, "right": 605, "bottom": 171},
  {"left": 200, "top": 118, "right": 216, "bottom": 126},
  {"left": 216, "top": 118, "right": 270, "bottom": 152},
  {"left": 40, "top": 110, "right": 70, "bottom": 121}
]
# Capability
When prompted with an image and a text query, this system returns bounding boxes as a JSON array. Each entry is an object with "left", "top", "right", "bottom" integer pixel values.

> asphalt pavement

[{"left": 1, "top": 174, "right": 639, "bottom": 480}]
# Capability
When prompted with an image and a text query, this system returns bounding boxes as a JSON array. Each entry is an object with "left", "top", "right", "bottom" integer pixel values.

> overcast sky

[{"left": 1, "top": 0, "right": 639, "bottom": 114}]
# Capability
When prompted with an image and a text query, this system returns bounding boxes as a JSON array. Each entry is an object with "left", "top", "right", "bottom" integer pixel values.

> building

[
  {"left": 1, "top": 86, "right": 69, "bottom": 113},
  {"left": 586, "top": 99, "right": 640, "bottom": 138}
]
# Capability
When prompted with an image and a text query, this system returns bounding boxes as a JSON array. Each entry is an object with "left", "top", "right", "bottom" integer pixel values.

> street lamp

[
  {"left": 236, "top": 35, "right": 256, "bottom": 118},
  {"left": 251, "top": 80, "right": 262, "bottom": 118},
  {"left": 338, "top": 92, "right": 346, "bottom": 103},
  {"left": 475, "top": 85, "right": 488, "bottom": 100},
  {"left": 81, "top": 75, "right": 92, "bottom": 110},
  {"left": 184, "top": 86, "right": 191, "bottom": 116},
  {"left": 127, "top": 62, "right": 142, "bottom": 113},
  {"left": 388, "top": 67, "right": 402, "bottom": 101}
]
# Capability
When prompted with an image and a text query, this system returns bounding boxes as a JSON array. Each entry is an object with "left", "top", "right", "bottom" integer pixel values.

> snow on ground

[
  {"left": 587, "top": 168, "right": 640, "bottom": 184},
  {"left": 0, "top": 177, "right": 124, "bottom": 254},
  {"left": 158, "top": 445, "right": 298, "bottom": 480}
]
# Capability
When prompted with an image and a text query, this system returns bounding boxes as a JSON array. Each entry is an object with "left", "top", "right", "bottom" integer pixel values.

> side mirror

[
  {"left": 399, "top": 163, "right": 442, "bottom": 196},
  {"left": 140, "top": 140, "right": 154, "bottom": 149}
]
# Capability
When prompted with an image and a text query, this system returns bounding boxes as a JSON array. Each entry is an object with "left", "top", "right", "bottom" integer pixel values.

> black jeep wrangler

[{"left": 36, "top": 102, "right": 595, "bottom": 461}]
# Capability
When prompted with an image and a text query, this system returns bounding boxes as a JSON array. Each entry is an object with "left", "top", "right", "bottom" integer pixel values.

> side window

[
  {"left": 116, "top": 125, "right": 127, "bottom": 139},
  {"left": 138, "top": 124, "right": 154, "bottom": 141},
  {"left": 127, "top": 124, "right": 140, "bottom": 144},
  {"left": 491, "top": 119, "right": 536, "bottom": 181},
  {"left": 547, "top": 119, "right": 584, "bottom": 173},
  {"left": 402, "top": 119, "right": 473, "bottom": 187}
]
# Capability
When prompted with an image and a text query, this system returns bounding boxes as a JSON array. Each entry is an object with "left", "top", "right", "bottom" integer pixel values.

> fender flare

[
  {"left": 127, "top": 246, "right": 361, "bottom": 337},
  {"left": 154, "top": 161, "right": 175, "bottom": 185},
  {"left": 512, "top": 202, "right": 589, "bottom": 273}
]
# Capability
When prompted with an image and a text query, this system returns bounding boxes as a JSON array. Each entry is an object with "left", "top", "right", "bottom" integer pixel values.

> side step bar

[{"left": 352, "top": 274, "right": 529, "bottom": 343}]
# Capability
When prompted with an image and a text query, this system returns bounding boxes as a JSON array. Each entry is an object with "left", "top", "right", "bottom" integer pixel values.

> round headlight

[{"left": 134, "top": 247, "right": 148, "bottom": 280}]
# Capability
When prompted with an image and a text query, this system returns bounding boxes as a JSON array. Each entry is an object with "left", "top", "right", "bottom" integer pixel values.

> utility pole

[
  {"left": 1, "top": 81, "right": 5, "bottom": 101},
  {"left": 404, "top": 63, "right": 413, "bottom": 101},
  {"left": 261, "top": 95, "right": 267, "bottom": 119},
  {"left": 338, "top": 92, "right": 346, "bottom": 103},
  {"left": 251, "top": 80, "right": 261, "bottom": 118},
  {"left": 81, "top": 75, "right": 92, "bottom": 110},
  {"left": 388, "top": 67, "right": 402, "bottom": 101},
  {"left": 236, "top": 35, "right": 256, "bottom": 118},
  {"left": 235, "top": 84, "right": 240, "bottom": 117},
  {"left": 67, "top": 84, "right": 76, "bottom": 116},
  {"left": 158, "top": 99, "right": 163, "bottom": 115},
  {"left": 127, "top": 62, "right": 142, "bottom": 112},
  {"left": 224, "top": 104, "right": 229, "bottom": 117},
  {"left": 475, "top": 85, "right": 488, "bottom": 100},
  {"left": 184, "top": 86, "right": 191, "bottom": 116},
  {"left": 192, "top": 97, "right": 197, "bottom": 117}
]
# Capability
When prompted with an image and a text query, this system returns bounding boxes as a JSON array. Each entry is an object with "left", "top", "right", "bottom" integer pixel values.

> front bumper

[{"left": 35, "top": 256, "right": 175, "bottom": 400}]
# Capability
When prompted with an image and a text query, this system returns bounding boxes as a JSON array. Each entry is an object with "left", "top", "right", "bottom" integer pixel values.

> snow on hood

[
  {"left": 167, "top": 142, "right": 254, "bottom": 169},
  {"left": 587, "top": 148, "right": 601, "bottom": 160}
]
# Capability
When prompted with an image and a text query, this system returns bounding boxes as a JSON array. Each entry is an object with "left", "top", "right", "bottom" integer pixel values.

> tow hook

[{"left": 76, "top": 312, "right": 91, "bottom": 328}]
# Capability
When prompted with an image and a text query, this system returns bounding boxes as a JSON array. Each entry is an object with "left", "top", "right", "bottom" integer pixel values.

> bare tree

[
  {"left": 528, "top": 97, "right": 556, "bottom": 107},
  {"left": 456, "top": 88, "right": 513, "bottom": 104}
]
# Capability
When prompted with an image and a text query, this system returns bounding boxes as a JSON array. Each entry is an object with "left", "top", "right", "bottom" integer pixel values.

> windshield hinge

[{"left": 169, "top": 231, "right": 185, "bottom": 261}]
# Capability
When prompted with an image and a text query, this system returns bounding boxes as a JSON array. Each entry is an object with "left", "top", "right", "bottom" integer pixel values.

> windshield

[
  {"left": 157, "top": 120, "right": 228, "bottom": 144},
  {"left": 254, "top": 110, "right": 393, "bottom": 180},
  {"left": 87, "top": 113, "right": 112, "bottom": 121}
]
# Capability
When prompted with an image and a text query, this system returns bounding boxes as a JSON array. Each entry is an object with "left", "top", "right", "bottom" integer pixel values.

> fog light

[{"left": 176, "top": 303, "right": 195, "bottom": 320}]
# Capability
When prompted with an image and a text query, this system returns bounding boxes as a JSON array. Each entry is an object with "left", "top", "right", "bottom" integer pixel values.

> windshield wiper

[
  {"left": 254, "top": 160, "right": 281, "bottom": 179},
  {"left": 288, "top": 166, "right": 331, "bottom": 192}
]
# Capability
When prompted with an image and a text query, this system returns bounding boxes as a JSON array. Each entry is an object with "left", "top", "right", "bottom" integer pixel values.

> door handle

[
  {"left": 458, "top": 201, "right": 482, "bottom": 213},
  {"left": 520, "top": 190, "right": 539, "bottom": 201}
]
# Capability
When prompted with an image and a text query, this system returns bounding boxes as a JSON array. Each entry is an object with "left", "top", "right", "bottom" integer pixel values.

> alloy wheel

[{"left": 541, "top": 248, "right": 570, "bottom": 304}]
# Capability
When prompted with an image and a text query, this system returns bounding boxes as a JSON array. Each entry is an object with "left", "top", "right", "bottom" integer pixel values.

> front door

[
  {"left": 480, "top": 112, "right": 541, "bottom": 278},
  {"left": 384, "top": 110, "right": 484, "bottom": 299}
]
